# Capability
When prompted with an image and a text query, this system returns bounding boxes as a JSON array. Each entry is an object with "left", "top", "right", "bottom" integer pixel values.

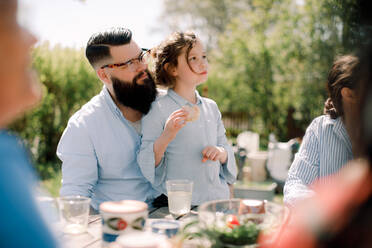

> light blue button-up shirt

[
  {"left": 137, "top": 89, "right": 237, "bottom": 205},
  {"left": 57, "top": 86, "right": 159, "bottom": 210},
  {"left": 284, "top": 115, "right": 353, "bottom": 206}
]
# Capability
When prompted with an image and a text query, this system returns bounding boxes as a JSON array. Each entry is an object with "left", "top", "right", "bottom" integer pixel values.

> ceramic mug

[{"left": 100, "top": 200, "right": 148, "bottom": 246}]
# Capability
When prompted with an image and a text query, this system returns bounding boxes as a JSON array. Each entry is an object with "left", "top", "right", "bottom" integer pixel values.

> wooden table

[{"left": 61, "top": 207, "right": 197, "bottom": 248}]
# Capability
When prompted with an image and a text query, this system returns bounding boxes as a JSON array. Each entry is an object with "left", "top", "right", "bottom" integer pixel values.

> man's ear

[
  {"left": 164, "top": 63, "right": 177, "bottom": 77},
  {"left": 341, "top": 87, "right": 357, "bottom": 103},
  {"left": 97, "top": 68, "right": 110, "bottom": 84}
]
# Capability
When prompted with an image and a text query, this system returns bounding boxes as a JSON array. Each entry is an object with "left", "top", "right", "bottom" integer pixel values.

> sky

[{"left": 18, "top": 0, "right": 166, "bottom": 49}]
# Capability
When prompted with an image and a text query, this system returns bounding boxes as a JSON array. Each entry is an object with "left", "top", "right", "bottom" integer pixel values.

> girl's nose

[{"left": 199, "top": 60, "right": 208, "bottom": 71}]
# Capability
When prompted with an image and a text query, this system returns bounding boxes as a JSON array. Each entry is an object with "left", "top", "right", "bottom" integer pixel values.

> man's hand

[{"left": 201, "top": 146, "right": 228, "bottom": 164}]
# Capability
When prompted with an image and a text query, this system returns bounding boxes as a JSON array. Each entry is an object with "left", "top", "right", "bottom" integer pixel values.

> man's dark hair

[{"left": 85, "top": 27, "right": 132, "bottom": 68}]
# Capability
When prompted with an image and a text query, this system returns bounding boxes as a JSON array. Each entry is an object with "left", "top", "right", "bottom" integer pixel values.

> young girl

[{"left": 137, "top": 31, "right": 237, "bottom": 205}]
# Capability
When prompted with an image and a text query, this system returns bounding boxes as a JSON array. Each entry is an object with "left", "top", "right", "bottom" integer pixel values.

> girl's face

[{"left": 174, "top": 39, "right": 208, "bottom": 87}]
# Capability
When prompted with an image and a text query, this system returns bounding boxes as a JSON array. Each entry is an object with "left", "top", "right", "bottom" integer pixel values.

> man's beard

[{"left": 111, "top": 70, "right": 157, "bottom": 115}]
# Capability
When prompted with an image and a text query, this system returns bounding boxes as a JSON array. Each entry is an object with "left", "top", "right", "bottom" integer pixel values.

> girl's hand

[
  {"left": 162, "top": 109, "right": 187, "bottom": 142},
  {"left": 201, "top": 146, "right": 228, "bottom": 164}
]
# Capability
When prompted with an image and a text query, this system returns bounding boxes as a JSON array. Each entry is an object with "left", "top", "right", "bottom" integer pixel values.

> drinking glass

[
  {"left": 58, "top": 196, "right": 91, "bottom": 234},
  {"left": 166, "top": 180, "right": 193, "bottom": 218}
]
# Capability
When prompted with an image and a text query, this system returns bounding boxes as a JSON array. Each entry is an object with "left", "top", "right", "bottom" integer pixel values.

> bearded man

[{"left": 57, "top": 28, "right": 160, "bottom": 212}]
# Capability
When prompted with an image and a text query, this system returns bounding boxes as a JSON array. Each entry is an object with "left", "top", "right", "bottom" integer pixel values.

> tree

[{"left": 10, "top": 43, "right": 101, "bottom": 178}]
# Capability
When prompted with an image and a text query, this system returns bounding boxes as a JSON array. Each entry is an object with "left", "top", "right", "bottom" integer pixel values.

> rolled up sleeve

[{"left": 57, "top": 117, "right": 98, "bottom": 198}]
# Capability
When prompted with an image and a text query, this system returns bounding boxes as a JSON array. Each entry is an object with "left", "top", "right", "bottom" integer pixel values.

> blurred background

[{"left": 13, "top": 0, "right": 368, "bottom": 196}]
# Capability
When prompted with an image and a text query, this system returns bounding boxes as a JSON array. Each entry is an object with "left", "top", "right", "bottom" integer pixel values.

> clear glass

[
  {"left": 166, "top": 180, "right": 193, "bottom": 218},
  {"left": 58, "top": 196, "right": 91, "bottom": 234}
]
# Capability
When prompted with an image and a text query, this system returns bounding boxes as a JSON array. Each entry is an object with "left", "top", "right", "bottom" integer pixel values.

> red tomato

[
  {"left": 117, "top": 219, "right": 128, "bottom": 230},
  {"left": 226, "top": 214, "right": 240, "bottom": 229}
]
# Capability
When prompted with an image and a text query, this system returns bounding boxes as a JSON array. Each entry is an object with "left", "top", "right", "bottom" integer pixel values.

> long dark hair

[{"left": 324, "top": 55, "right": 360, "bottom": 119}]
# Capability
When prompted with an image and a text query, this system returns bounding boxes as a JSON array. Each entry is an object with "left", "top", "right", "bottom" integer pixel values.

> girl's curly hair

[{"left": 151, "top": 31, "right": 197, "bottom": 88}]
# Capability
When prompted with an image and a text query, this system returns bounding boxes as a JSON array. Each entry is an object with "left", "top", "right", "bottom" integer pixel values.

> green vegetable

[{"left": 179, "top": 219, "right": 260, "bottom": 248}]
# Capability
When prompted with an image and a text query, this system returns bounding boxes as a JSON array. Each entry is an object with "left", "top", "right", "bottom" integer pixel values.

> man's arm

[{"left": 57, "top": 118, "right": 98, "bottom": 199}]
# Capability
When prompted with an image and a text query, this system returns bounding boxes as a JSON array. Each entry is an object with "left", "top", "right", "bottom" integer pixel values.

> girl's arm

[
  {"left": 154, "top": 109, "right": 187, "bottom": 166},
  {"left": 214, "top": 105, "right": 237, "bottom": 184},
  {"left": 137, "top": 104, "right": 167, "bottom": 185}
]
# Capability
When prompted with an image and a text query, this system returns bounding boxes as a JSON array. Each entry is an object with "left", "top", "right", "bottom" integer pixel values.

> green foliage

[
  {"left": 41, "top": 169, "right": 62, "bottom": 197},
  {"left": 225, "top": 127, "right": 243, "bottom": 138},
  {"left": 180, "top": 219, "right": 260, "bottom": 247},
  {"left": 10, "top": 43, "right": 101, "bottom": 179}
]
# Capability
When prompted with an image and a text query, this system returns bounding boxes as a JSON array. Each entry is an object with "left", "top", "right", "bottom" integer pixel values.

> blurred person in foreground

[
  {"left": 284, "top": 55, "right": 362, "bottom": 206},
  {"left": 260, "top": 48, "right": 372, "bottom": 248},
  {"left": 0, "top": 0, "right": 59, "bottom": 247},
  {"left": 57, "top": 27, "right": 161, "bottom": 212}
]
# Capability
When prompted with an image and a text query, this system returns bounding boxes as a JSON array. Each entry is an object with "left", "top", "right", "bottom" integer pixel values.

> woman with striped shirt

[{"left": 284, "top": 55, "right": 362, "bottom": 206}]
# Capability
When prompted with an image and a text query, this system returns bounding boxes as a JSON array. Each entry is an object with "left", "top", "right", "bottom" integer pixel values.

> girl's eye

[
  {"left": 189, "top": 56, "right": 197, "bottom": 61},
  {"left": 202, "top": 55, "right": 207, "bottom": 60}
]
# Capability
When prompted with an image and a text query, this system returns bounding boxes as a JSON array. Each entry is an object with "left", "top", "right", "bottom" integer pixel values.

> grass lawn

[{"left": 41, "top": 170, "right": 62, "bottom": 197}]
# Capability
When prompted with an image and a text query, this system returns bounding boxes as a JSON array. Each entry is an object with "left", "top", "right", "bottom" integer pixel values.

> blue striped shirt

[{"left": 284, "top": 115, "right": 353, "bottom": 206}]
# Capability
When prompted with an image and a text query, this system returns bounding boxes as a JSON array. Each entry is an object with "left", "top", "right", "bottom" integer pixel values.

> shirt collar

[
  {"left": 167, "top": 88, "right": 203, "bottom": 106},
  {"left": 102, "top": 85, "right": 122, "bottom": 118}
]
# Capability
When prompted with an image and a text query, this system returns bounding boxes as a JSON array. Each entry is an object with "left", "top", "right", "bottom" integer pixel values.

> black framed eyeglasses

[{"left": 100, "top": 48, "right": 151, "bottom": 71}]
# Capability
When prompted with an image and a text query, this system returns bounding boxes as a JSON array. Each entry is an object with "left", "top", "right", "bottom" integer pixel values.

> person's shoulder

[
  {"left": 312, "top": 115, "right": 340, "bottom": 129},
  {"left": 0, "top": 131, "right": 21, "bottom": 149},
  {"left": 67, "top": 93, "right": 104, "bottom": 126},
  {"left": 200, "top": 96, "right": 220, "bottom": 112},
  {"left": 303, "top": 115, "right": 327, "bottom": 138},
  {"left": 156, "top": 88, "right": 171, "bottom": 101},
  {"left": 309, "top": 115, "right": 334, "bottom": 127},
  {"left": 200, "top": 96, "right": 219, "bottom": 110},
  {"left": 152, "top": 89, "right": 173, "bottom": 107},
  {"left": 0, "top": 131, "right": 28, "bottom": 161},
  {"left": 307, "top": 115, "right": 341, "bottom": 138},
  {"left": 201, "top": 96, "right": 217, "bottom": 105},
  {"left": 144, "top": 91, "right": 170, "bottom": 120},
  {"left": 156, "top": 87, "right": 167, "bottom": 97}
]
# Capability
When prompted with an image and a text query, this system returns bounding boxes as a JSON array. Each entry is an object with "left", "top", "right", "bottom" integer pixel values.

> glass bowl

[{"left": 196, "top": 198, "right": 289, "bottom": 247}]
